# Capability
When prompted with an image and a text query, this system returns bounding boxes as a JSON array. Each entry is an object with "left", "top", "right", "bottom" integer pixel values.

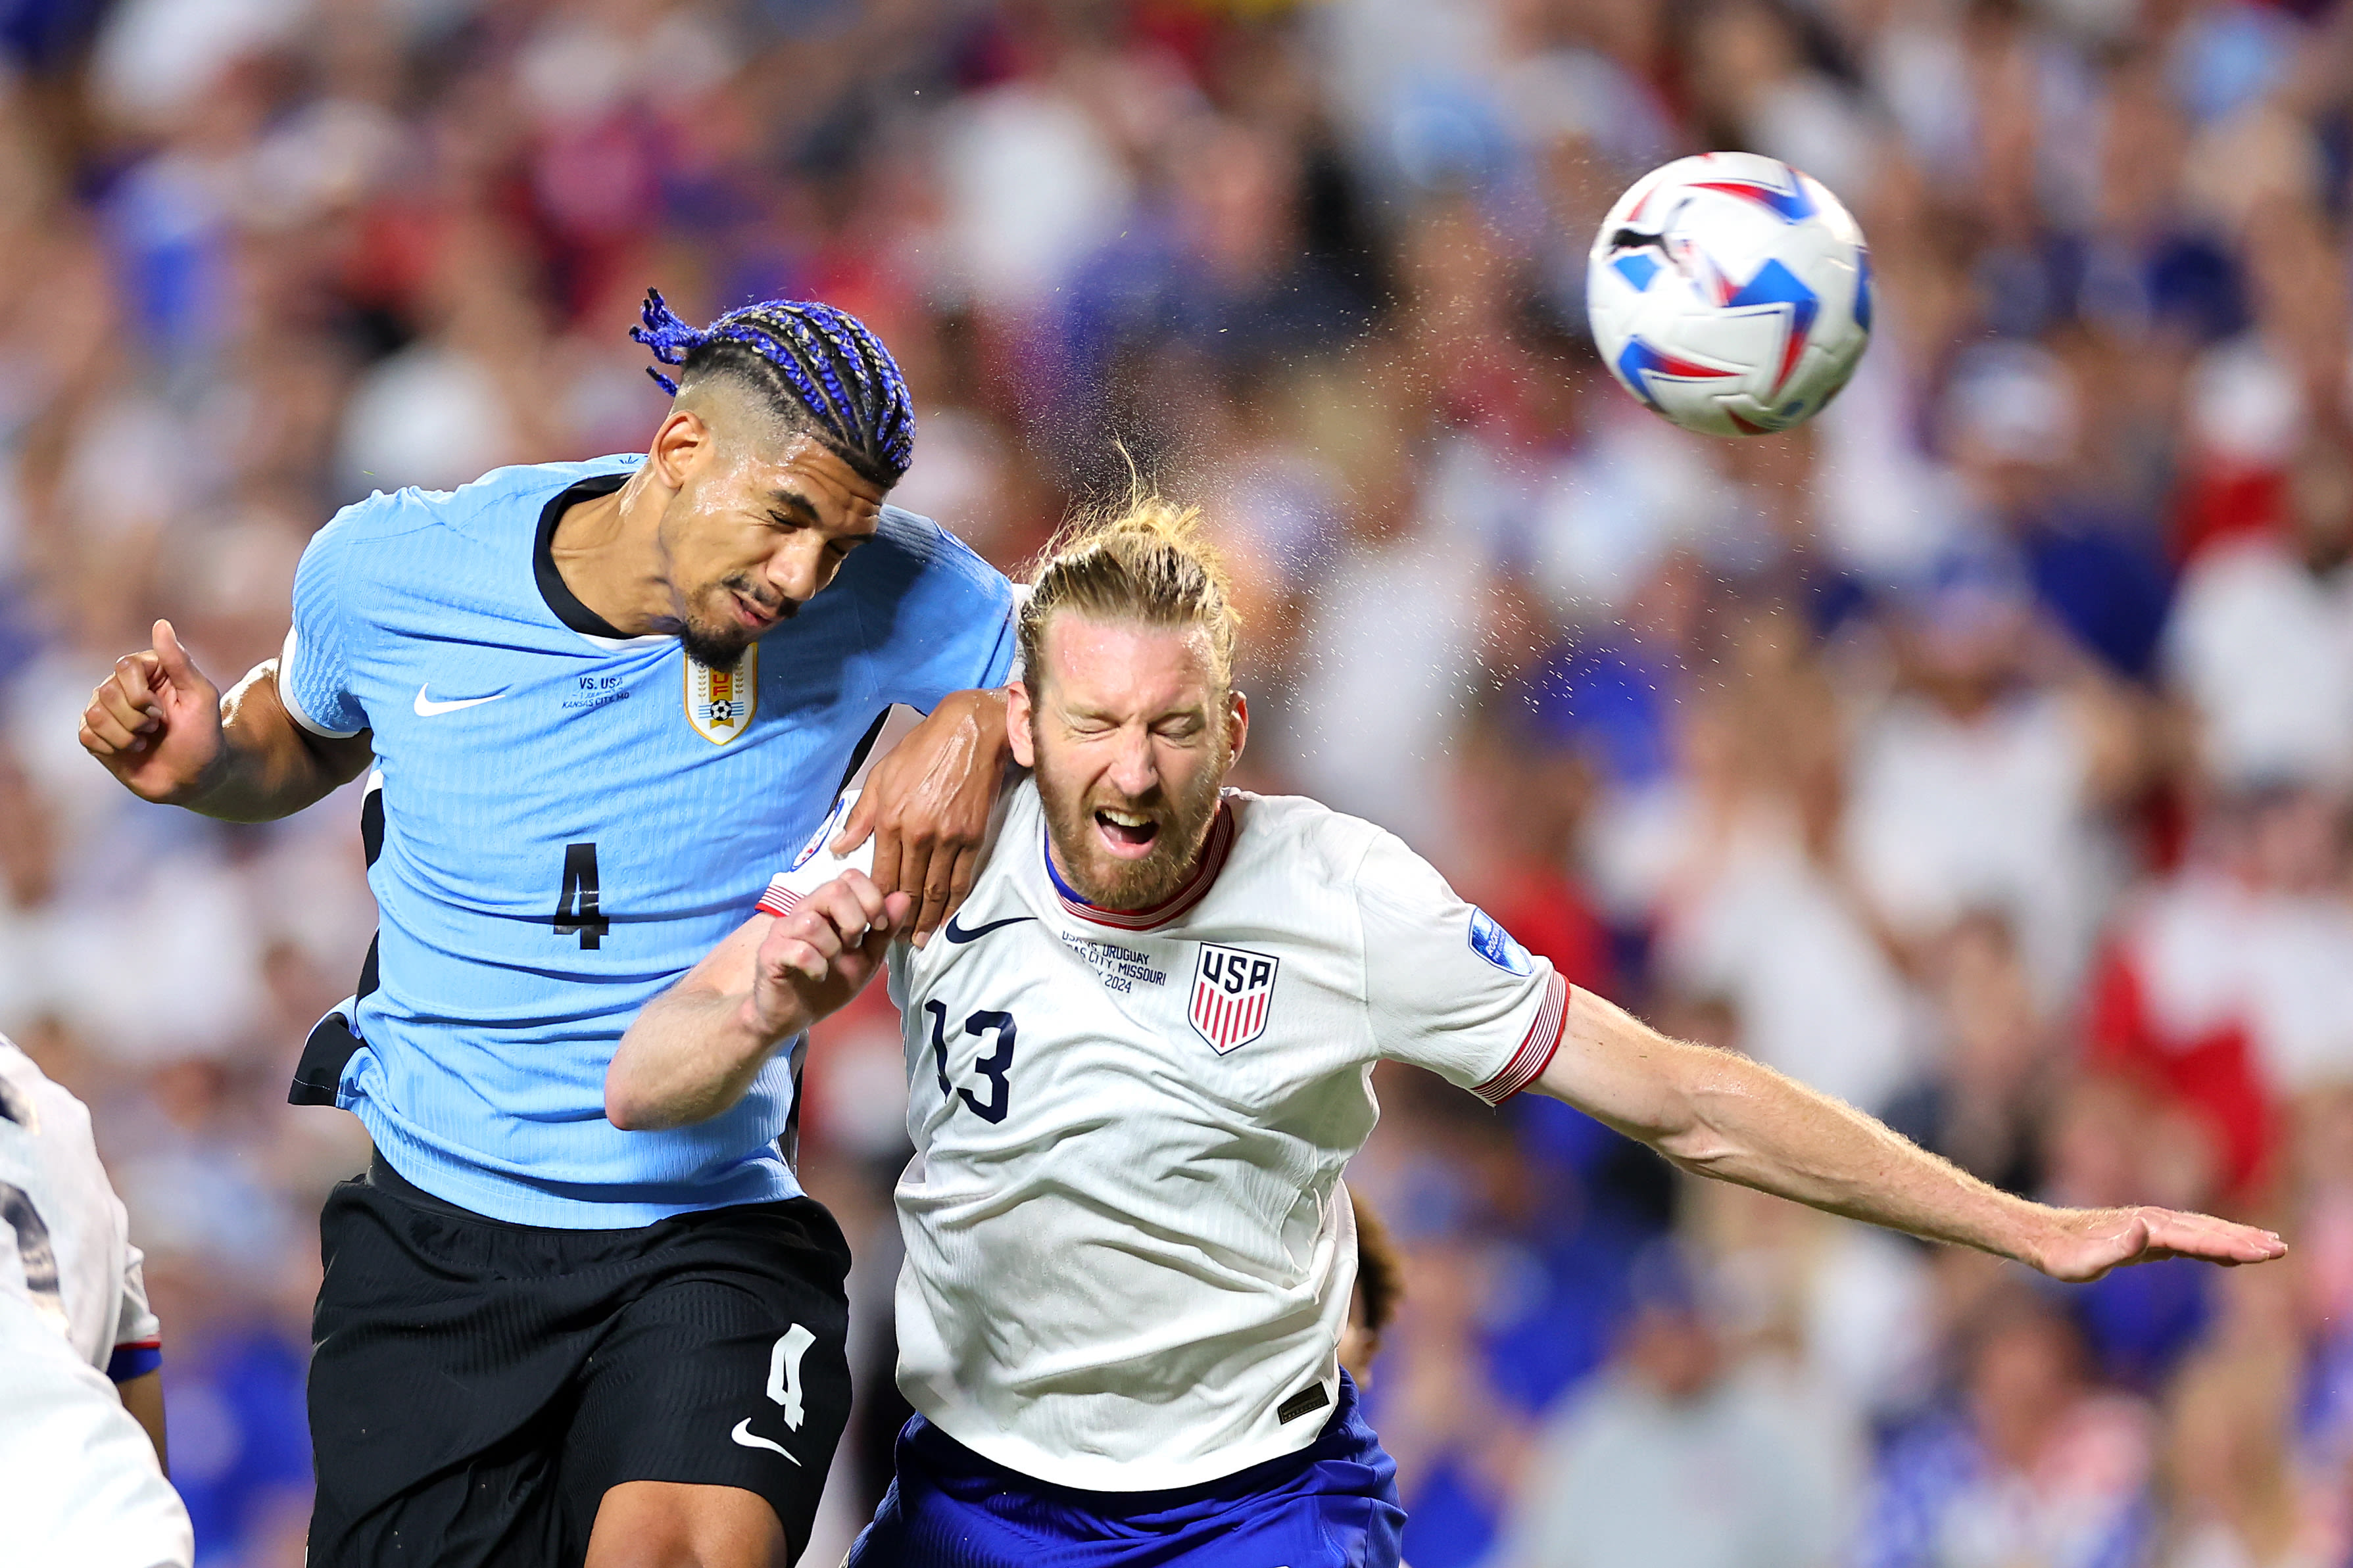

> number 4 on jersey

[{"left": 552, "top": 842, "right": 610, "bottom": 949}]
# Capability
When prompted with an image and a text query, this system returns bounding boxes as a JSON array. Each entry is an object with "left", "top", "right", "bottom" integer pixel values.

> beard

[
  {"left": 1035, "top": 740, "right": 1230, "bottom": 911},
  {"left": 679, "top": 574, "right": 795, "bottom": 667}
]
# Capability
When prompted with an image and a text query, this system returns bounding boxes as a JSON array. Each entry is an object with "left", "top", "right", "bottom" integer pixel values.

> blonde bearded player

[{"left": 606, "top": 496, "right": 2285, "bottom": 1566}]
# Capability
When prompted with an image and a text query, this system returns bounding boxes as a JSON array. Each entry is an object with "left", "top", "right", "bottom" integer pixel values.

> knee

[{"left": 585, "top": 1482, "right": 789, "bottom": 1568}]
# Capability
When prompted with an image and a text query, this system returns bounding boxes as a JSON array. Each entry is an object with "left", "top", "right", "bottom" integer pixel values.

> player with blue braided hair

[
  {"left": 78, "top": 287, "right": 1028, "bottom": 1567},
  {"left": 631, "top": 290, "right": 917, "bottom": 487}
]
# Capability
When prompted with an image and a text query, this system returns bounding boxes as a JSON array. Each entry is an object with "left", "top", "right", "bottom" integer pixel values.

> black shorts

[{"left": 307, "top": 1154, "right": 854, "bottom": 1567}]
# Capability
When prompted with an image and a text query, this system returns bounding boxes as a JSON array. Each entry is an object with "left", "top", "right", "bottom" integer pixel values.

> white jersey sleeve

[
  {"left": 0, "top": 1293, "right": 192, "bottom": 1567},
  {"left": 113, "top": 1243, "right": 160, "bottom": 1375},
  {"left": 755, "top": 789, "right": 876, "bottom": 919},
  {"left": 1355, "top": 830, "right": 1570, "bottom": 1104}
]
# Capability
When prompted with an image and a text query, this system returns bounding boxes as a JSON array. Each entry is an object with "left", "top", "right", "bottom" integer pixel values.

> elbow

[
  {"left": 1641, "top": 1053, "right": 1752, "bottom": 1176},
  {"left": 1653, "top": 1126, "right": 1743, "bottom": 1177},
  {"left": 603, "top": 1062, "right": 666, "bottom": 1133}
]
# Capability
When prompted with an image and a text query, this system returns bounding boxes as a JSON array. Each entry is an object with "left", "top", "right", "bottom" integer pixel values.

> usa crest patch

[
  {"left": 685, "top": 644, "right": 758, "bottom": 745},
  {"left": 1190, "top": 943, "right": 1278, "bottom": 1055}
]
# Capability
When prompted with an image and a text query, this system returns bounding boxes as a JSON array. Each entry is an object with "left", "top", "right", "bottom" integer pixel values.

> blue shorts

[{"left": 846, "top": 1374, "right": 1405, "bottom": 1568}]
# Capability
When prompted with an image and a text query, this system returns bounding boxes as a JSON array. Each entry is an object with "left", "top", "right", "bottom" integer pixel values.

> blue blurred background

[{"left": 1, "top": 0, "right": 2350, "bottom": 1561}]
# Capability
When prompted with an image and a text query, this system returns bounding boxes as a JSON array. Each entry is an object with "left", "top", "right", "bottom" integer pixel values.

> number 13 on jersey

[{"left": 925, "top": 1003, "right": 1016, "bottom": 1124}]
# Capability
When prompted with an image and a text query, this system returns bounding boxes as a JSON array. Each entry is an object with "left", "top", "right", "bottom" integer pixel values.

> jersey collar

[{"left": 1042, "top": 798, "right": 1237, "bottom": 932}]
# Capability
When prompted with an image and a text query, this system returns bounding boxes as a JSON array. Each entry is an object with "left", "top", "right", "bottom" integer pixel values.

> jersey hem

[
  {"left": 354, "top": 1113, "right": 808, "bottom": 1229},
  {"left": 910, "top": 1385, "right": 1334, "bottom": 1493}
]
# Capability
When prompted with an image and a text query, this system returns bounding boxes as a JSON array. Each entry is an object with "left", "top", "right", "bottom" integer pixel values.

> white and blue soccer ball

[{"left": 1586, "top": 152, "right": 1872, "bottom": 439}]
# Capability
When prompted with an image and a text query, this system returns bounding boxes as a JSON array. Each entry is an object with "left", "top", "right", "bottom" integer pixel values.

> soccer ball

[{"left": 1586, "top": 152, "right": 1872, "bottom": 438}]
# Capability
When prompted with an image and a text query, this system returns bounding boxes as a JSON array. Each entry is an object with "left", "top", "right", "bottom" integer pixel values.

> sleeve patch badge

[
  {"left": 792, "top": 793, "right": 856, "bottom": 870},
  {"left": 1468, "top": 908, "right": 1534, "bottom": 975}
]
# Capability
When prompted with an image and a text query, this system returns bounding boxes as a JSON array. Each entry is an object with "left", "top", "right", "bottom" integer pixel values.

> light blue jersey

[{"left": 278, "top": 455, "right": 1015, "bottom": 1227}]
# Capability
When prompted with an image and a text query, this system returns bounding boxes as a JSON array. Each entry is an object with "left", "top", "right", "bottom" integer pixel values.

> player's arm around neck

[
  {"left": 78, "top": 620, "right": 371, "bottom": 822},
  {"left": 608, "top": 870, "right": 910, "bottom": 1132},
  {"left": 1534, "top": 985, "right": 2287, "bottom": 1282}
]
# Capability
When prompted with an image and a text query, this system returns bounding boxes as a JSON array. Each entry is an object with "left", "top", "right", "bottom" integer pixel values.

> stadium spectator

[
  {"left": 1856, "top": 1285, "right": 2158, "bottom": 1568},
  {"left": 1486, "top": 1242, "right": 1858, "bottom": 1568}
]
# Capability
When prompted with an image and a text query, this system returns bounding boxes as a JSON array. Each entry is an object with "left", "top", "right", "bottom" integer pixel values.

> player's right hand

[
  {"left": 78, "top": 619, "right": 226, "bottom": 803},
  {"left": 749, "top": 870, "right": 912, "bottom": 1038}
]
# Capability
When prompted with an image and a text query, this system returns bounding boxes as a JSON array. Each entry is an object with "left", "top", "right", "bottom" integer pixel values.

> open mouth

[
  {"left": 1093, "top": 807, "right": 1161, "bottom": 859},
  {"left": 733, "top": 592, "right": 780, "bottom": 630}
]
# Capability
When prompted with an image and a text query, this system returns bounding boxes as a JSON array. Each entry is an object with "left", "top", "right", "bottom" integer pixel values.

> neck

[{"left": 549, "top": 468, "right": 677, "bottom": 636}]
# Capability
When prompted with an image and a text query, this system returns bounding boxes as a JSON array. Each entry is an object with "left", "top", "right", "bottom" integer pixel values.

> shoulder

[
  {"left": 1225, "top": 790, "right": 1390, "bottom": 888},
  {"left": 312, "top": 454, "right": 643, "bottom": 561},
  {"left": 839, "top": 505, "right": 1011, "bottom": 606},
  {"left": 0, "top": 1038, "right": 96, "bottom": 1156}
]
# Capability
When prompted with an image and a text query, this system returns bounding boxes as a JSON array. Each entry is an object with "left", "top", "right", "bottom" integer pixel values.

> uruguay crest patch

[
  {"left": 685, "top": 644, "right": 757, "bottom": 744},
  {"left": 1191, "top": 943, "right": 1278, "bottom": 1055}
]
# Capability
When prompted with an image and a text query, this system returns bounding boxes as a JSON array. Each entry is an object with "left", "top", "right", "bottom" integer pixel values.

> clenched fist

[
  {"left": 746, "top": 870, "right": 913, "bottom": 1041},
  {"left": 78, "top": 620, "right": 225, "bottom": 804}
]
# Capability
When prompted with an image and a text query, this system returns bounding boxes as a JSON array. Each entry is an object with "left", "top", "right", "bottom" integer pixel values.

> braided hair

[{"left": 631, "top": 289, "right": 915, "bottom": 488}]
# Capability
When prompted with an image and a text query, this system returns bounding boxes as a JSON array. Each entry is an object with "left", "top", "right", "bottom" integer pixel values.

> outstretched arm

[
  {"left": 1534, "top": 986, "right": 2286, "bottom": 1282},
  {"left": 79, "top": 620, "right": 370, "bottom": 822},
  {"left": 606, "top": 871, "right": 910, "bottom": 1132}
]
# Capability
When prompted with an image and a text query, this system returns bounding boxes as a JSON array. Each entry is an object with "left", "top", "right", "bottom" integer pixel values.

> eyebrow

[
  {"left": 768, "top": 487, "right": 881, "bottom": 538},
  {"left": 765, "top": 489, "right": 821, "bottom": 525}
]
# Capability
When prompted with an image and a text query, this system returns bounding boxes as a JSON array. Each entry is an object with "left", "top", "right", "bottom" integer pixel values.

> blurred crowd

[{"left": 0, "top": 0, "right": 2350, "bottom": 1561}]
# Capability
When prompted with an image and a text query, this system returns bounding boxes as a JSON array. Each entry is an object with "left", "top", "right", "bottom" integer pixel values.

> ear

[
  {"left": 647, "top": 408, "right": 711, "bottom": 491},
  {"left": 1225, "top": 688, "right": 1249, "bottom": 769},
  {"left": 1007, "top": 680, "right": 1036, "bottom": 769}
]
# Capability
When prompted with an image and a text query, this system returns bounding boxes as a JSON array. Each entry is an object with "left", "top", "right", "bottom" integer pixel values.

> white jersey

[
  {"left": 0, "top": 1037, "right": 193, "bottom": 1565},
  {"left": 764, "top": 780, "right": 1566, "bottom": 1490}
]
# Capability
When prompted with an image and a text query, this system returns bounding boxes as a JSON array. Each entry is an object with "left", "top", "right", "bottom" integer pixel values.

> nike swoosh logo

[
  {"left": 942, "top": 913, "right": 1036, "bottom": 944},
  {"left": 729, "top": 1419, "right": 802, "bottom": 1465},
  {"left": 414, "top": 684, "right": 510, "bottom": 717}
]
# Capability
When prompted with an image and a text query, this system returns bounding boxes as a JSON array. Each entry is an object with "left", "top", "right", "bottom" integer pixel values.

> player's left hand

[
  {"left": 835, "top": 688, "right": 1011, "bottom": 947},
  {"left": 2029, "top": 1205, "right": 2286, "bottom": 1283}
]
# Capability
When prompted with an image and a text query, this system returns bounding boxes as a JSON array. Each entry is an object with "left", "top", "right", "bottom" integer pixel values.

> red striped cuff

[
  {"left": 1472, "top": 972, "right": 1569, "bottom": 1105},
  {"left": 756, "top": 878, "right": 801, "bottom": 919}
]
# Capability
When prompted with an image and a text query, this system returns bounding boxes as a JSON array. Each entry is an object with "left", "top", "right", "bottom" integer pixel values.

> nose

[
  {"left": 1106, "top": 725, "right": 1159, "bottom": 800},
  {"left": 765, "top": 537, "right": 829, "bottom": 607}
]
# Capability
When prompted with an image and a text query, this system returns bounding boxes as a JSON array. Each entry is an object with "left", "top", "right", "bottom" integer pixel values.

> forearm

[
  {"left": 608, "top": 985, "right": 788, "bottom": 1131},
  {"left": 117, "top": 1369, "right": 167, "bottom": 1475},
  {"left": 1540, "top": 988, "right": 2057, "bottom": 1267},
  {"left": 1666, "top": 1050, "right": 2048, "bottom": 1259},
  {"left": 184, "top": 663, "right": 368, "bottom": 822}
]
